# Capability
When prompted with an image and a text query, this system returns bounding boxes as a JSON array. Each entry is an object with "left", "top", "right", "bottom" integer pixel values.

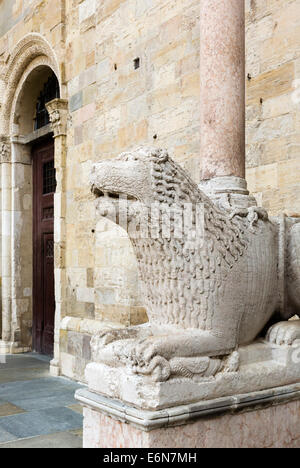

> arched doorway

[
  {"left": 13, "top": 67, "right": 60, "bottom": 356},
  {"left": 0, "top": 35, "right": 67, "bottom": 367},
  {"left": 31, "top": 72, "right": 60, "bottom": 355}
]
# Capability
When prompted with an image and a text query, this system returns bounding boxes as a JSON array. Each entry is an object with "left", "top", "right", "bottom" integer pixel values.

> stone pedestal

[
  {"left": 78, "top": 395, "right": 300, "bottom": 448},
  {"left": 76, "top": 340, "right": 300, "bottom": 448}
]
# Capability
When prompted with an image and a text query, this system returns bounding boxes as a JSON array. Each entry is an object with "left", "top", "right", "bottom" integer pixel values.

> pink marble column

[{"left": 200, "top": 0, "right": 245, "bottom": 180}]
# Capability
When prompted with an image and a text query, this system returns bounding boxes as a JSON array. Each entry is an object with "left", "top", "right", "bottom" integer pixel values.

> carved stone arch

[
  {"left": 9, "top": 55, "right": 58, "bottom": 135},
  {"left": 0, "top": 33, "right": 61, "bottom": 135}
]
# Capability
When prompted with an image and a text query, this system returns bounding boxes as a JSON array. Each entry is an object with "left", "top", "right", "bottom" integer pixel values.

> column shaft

[
  {"left": 200, "top": 0, "right": 245, "bottom": 180},
  {"left": 45, "top": 98, "right": 68, "bottom": 376},
  {"left": 0, "top": 137, "right": 12, "bottom": 343}
]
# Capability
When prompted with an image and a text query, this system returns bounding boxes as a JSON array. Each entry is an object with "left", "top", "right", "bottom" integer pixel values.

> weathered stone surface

[
  {"left": 84, "top": 337, "right": 300, "bottom": 406},
  {"left": 90, "top": 147, "right": 300, "bottom": 384}
]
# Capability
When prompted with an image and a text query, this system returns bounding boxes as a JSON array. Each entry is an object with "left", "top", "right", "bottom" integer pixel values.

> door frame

[{"left": 32, "top": 137, "right": 55, "bottom": 355}]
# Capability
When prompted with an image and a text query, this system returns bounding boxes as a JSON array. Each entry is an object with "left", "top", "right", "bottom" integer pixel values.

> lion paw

[
  {"left": 92, "top": 329, "right": 131, "bottom": 348},
  {"left": 266, "top": 320, "right": 300, "bottom": 346},
  {"left": 230, "top": 206, "right": 268, "bottom": 230},
  {"left": 130, "top": 338, "right": 163, "bottom": 367},
  {"left": 126, "top": 337, "right": 173, "bottom": 382}
]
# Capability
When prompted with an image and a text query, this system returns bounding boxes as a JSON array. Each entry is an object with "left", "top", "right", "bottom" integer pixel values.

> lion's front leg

[
  {"left": 266, "top": 319, "right": 300, "bottom": 346},
  {"left": 90, "top": 324, "right": 153, "bottom": 362},
  {"left": 130, "top": 330, "right": 238, "bottom": 382},
  {"left": 134, "top": 330, "right": 234, "bottom": 361}
]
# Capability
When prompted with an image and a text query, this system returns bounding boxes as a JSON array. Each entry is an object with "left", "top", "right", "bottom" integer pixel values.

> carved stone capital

[
  {"left": 0, "top": 136, "right": 11, "bottom": 163},
  {"left": 199, "top": 176, "right": 257, "bottom": 210},
  {"left": 46, "top": 98, "right": 68, "bottom": 138}
]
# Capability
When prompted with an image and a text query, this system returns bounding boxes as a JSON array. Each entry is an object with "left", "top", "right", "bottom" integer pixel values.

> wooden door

[{"left": 32, "top": 139, "right": 56, "bottom": 356}]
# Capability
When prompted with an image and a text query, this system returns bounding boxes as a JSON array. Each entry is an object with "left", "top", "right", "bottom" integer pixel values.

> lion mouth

[
  {"left": 93, "top": 188, "right": 137, "bottom": 202},
  {"left": 94, "top": 188, "right": 140, "bottom": 225}
]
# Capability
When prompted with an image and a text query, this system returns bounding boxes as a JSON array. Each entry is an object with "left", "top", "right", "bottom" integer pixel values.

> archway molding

[
  {"left": 10, "top": 56, "right": 58, "bottom": 136},
  {"left": 0, "top": 33, "right": 62, "bottom": 135}
]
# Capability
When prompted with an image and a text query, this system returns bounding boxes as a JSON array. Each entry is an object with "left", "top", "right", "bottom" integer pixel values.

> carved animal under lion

[{"left": 90, "top": 147, "right": 300, "bottom": 382}]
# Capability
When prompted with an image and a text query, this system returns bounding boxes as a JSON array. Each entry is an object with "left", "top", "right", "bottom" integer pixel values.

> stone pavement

[{"left": 0, "top": 353, "right": 83, "bottom": 448}]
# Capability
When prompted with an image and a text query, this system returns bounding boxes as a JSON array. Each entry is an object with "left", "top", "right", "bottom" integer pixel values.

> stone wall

[
  {"left": 0, "top": 0, "right": 299, "bottom": 381},
  {"left": 0, "top": 0, "right": 25, "bottom": 37},
  {"left": 246, "top": 0, "right": 300, "bottom": 216},
  {"left": 62, "top": 0, "right": 201, "bottom": 381}
]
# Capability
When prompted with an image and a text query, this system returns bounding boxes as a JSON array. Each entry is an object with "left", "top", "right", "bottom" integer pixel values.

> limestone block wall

[
  {"left": 245, "top": 0, "right": 300, "bottom": 216},
  {"left": 0, "top": 0, "right": 66, "bottom": 56},
  {"left": 62, "top": 0, "right": 201, "bottom": 381}
]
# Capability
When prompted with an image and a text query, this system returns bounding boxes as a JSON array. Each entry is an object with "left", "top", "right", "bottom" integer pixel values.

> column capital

[
  {"left": 0, "top": 135, "right": 11, "bottom": 163},
  {"left": 46, "top": 98, "right": 68, "bottom": 138}
]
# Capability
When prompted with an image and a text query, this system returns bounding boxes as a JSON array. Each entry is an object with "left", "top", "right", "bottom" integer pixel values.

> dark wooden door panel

[
  {"left": 43, "top": 233, "right": 55, "bottom": 355},
  {"left": 32, "top": 139, "right": 55, "bottom": 356}
]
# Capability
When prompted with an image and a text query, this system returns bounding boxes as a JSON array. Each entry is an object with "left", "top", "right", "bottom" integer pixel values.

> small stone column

[
  {"left": 1, "top": 136, "right": 35, "bottom": 353},
  {"left": 46, "top": 98, "right": 68, "bottom": 376},
  {"left": 10, "top": 140, "right": 32, "bottom": 351},
  {"left": 0, "top": 136, "right": 12, "bottom": 350}
]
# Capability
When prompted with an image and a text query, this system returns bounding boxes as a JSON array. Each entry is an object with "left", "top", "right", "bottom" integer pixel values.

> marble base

[
  {"left": 76, "top": 382, "right": 300, "bottom": 431},
  {"left": 76, "top": 338, "right": 300, "bottom": 447},
  {"left": 76, "top": 338, "right": 300, "bottom": 448},
  {"left": 84, "top": 340, "right": 300, "bottom": 410},
  {"left": 81, "top": 398, "right": 300, "bottom": 448}
]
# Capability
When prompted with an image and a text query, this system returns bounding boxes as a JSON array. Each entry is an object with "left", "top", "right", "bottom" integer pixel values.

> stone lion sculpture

[{"left": 90, "top": 147, "right": 300, "bottom": 382}]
